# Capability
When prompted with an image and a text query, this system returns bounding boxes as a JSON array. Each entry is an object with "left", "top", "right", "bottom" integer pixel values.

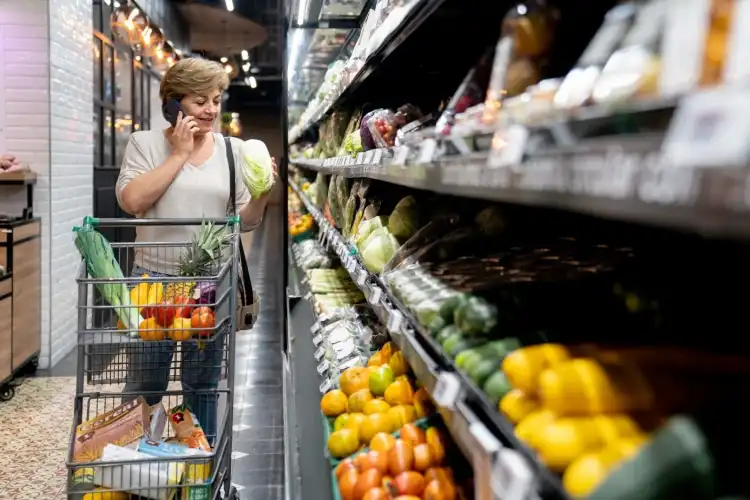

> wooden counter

[{"left": 0, "top": 218, "right": 41, "bottom": 383}]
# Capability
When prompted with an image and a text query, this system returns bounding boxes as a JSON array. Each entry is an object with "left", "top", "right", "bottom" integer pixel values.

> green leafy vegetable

[
  {"left": 240, "top": 139, "right": 275, "bottom": 198},
  {"left": 388, "top": 196, "right": 419, "bottom": 241},
  {"left": 74, "top": 225, "right": 141, "bottom": 331}
]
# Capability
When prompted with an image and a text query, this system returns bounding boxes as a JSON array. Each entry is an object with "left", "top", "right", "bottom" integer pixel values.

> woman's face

[{"left": 180, "top": 89, "right": 222, "bottom": 134}]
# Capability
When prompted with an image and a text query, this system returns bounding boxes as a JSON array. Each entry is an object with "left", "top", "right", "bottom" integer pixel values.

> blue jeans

[{"left": 123, "top": 266, "right": 224, "bottom": 443}]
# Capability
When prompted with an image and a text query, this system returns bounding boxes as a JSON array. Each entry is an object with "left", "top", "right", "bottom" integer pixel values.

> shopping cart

[{"left": 66, "top": 217, "right": 241, "bottom": 500}]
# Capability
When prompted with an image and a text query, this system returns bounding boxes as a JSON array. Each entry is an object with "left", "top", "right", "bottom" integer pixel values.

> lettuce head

[{"left": 240, "top": 139, "right": 275, "bottom": 198}]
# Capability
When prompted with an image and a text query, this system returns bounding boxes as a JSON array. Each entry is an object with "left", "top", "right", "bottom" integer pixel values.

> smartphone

[{"left": 162, "top": 99, "right": 186, "bottom": 127}]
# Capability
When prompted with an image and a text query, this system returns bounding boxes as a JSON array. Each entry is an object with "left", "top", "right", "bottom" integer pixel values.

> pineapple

[{"left": 176, "top": 221, "right": 232, "bottom": 279}]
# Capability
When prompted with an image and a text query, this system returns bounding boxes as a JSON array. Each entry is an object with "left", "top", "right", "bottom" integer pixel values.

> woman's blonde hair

[{"left": 160, "top": 58, "right": 230, "bottom": 101}]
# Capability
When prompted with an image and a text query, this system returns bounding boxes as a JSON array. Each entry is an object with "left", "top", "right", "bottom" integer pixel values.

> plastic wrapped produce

[
  {"left": 342, "top": 181, "right": 360, "bottom": 238},
  {"left": 387, "top": 195, "right": 420, "bottom": 241},
  {"left": 315, "top": 173, "right": 329, "bottom": 210},
  {"left": 354, "top": 215, "right": 388, "bottom": 249},
  {"left": 359, "top": 109, "right": 381, "bottom": 150},
  {"left": 360, "top": 227, "right": 401, "bottom": 274},
  {"left": 382, "top": 213, "right": 462, "bottom": 272}
]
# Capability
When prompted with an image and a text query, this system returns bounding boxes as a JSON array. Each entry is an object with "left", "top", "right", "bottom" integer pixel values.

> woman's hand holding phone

[{"left": 169, "top": 111, "right": 199, "bottom": 158}]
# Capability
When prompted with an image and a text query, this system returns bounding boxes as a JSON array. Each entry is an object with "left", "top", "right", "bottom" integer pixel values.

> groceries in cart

[
  {"left": 75, "top": 220, "right": 229, "bottom": 341},
  {"left": 71, "top": 397, "right": 213, "bottom": 499}
]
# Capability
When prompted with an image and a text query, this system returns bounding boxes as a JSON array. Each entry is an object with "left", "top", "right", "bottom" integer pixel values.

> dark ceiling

[{"left": 170, "top": 0, "right": 284, "bottom": 110}]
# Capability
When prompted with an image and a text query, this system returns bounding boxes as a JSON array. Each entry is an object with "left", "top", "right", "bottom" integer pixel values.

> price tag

[
  {"left": 372, "top": 149, "right": 383, "bottom": 164},
  {"left": 367, "top": 286, "right": 382, "bottom": 305},
  {"left": 312, "top": 332, "right": 324, "bottom": 346},
  {"left": 432, "top": 372, "right": 462, "bottom": 410},
  {"left": 314, "top": 346, "right": 326, "bottom": 360},
  {"left": 492, "top": 449, "right": 534, "bottom": 500},
  {"left": 392, "top": 146, "right": 409, "bottom": 166},
  {"left": 662, "top": 88, "right": 750, "bottom": 169},
  {"left": 487, "top": 125, "right": 529, "bottom": 168},
  {"left": 304, "top": 291, "right": 313, "bottom": 301},
  {"left": 310, "top": 321, "right": 321, "bottom": 335},
  {"left": 386, "top": 307, "right": 403, "bottom": 333},
  {"left": 417, "top": 139, "right": 437, "bottom": 165},
  {"left": 319, "top": 378, "right": 333, "bottom": 394},
  {"left": 346, "top": 256, "right": 357, "bottom": 273},
  {"left": 317, "top": 359, "right": 330, "bottom": 375},
  {"left": 356, "top": 269, "right": 368, "bottom": 286}
]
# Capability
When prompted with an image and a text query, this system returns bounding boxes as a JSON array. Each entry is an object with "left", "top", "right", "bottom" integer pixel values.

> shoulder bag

[{"left": 224, "top": 136, "right": 260, "bottom": 330}]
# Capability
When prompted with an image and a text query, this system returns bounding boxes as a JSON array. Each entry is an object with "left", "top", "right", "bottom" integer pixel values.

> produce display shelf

[
  {"left": 291, "top": 136, "right": 750, "bottom": 241},
  {"left": 289, "top": 179, "right": 571, "bottom": 500},
  {"left": 285, "top": 248, "right": 336, "bottom": 500},
  {"left": 289, "top": 0, "right": 445, "bottom": 143}
]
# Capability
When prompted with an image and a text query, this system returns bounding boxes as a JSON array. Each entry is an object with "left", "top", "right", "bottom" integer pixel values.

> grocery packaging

[
  {"left": 169, "top": 404, "right": 212, "bottom": 452},
  {"left": 73, "top": 397, "right": 150, "bottom": 463},
  {"left": 94, "top": 444, "right": 184, "bottom": 500}
]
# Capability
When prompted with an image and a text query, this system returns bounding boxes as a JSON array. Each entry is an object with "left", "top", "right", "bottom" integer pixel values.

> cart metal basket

[{"left": 66, "top": 217, "right": 242, "bottom": 500}]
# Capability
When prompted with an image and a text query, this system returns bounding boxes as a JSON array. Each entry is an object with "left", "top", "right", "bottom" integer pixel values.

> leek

[{"left": 74, "top": 225, "right": 141, "bottom": 331}]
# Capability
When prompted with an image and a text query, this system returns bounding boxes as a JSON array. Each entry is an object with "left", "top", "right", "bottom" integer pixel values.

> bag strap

[{"left": 224, "top": 136, "right": 255, "bottom": 305}]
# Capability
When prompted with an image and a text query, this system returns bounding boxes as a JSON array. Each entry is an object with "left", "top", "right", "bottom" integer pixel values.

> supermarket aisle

[{"left": 228, "top": 204, "right": 285, "bottom": 500}]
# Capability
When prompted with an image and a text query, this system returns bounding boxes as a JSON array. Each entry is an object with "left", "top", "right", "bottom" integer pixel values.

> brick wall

[
  {"left": 0, "top": 0, "right": 52, "bottom": 368},
  {"left": 0, "top": 0, "right": 93, "bottom": 369},
  {"left": 48, "top": 0, "right": 94, "bottom": 367}
]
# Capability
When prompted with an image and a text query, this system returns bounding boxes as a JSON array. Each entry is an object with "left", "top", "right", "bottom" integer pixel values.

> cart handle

[{"left": 78, "top": 215, "right": 241, "bottom": 227}]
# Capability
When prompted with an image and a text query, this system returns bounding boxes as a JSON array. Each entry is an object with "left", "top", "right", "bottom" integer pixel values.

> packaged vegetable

[
  {"left": 359, "top": 109, "right": 382, "bottom": 150},
  {"left": 388, "top": 195, "right": 420, "bottom": 241},
  {"left": 73, "top": 397, "right": 149, "bottom": 463},
  {"left": 240, "top": 139, "right": 275, "bottom": 198},
  {"left": 367, "top": 109, "right": 399, "bottom": 148}
]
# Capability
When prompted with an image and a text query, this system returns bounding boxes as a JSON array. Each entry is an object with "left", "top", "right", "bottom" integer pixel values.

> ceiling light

[
  {"left": 225, "top": 0, "right": 235, "bottom": 11},
  {"left": 220, "top": 57, "right": 228, "bottom": 63},
  {"left": 242, "top": 63, "right": 250, "bottom": 72},
  {"left": 241, "top": 50, "right": 249, "bottom": 61},
  {"left": 248, "top": 76, "right": 257, "bottom": 89},
  {"left": 224, "top": 64, "right": 233, "bottom": 74}
]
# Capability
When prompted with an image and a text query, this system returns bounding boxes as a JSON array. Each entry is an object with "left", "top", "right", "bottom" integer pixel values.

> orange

[
  {"left": 387, "top": 405, "right": 417, "bottom": 431},
  {"left": 321, "top": 390, "right": 348, "bottom": 417},
  {"left": 369, "top": 365, "right": 395, "bottom": 397},
  {"left": 138, "top": 317, "right": 165, "bottom": 341},
  {"left": 360, "top": 413, "right": 394, "bottom": 445},
  {"left": 368, "top": 352, "right": 386, "bottom": 367},
  {"left": 384, "top": 380, "right": 414, "bottom": 406},
  {"left": 342, "top": 413, "right": 367, "bottom": 433},
  {"left": 340, "top": 367, "right": 371, "bottom": 396},
  {"left": 413, "top": 387, "right": 433, "bottom": 418},
  {"left": 348, "top": 389, "right": 374, "bottom": 413},
  {"left": 388, "top": 351, "right": 409, "bottom": 377},
  {"left": 169, "top": 317, "right": 193, "bottom": 341},
  {"left": 327, "top": 428, "right": 360, "bottom": 459},
  {"left": 363, "top": 399, "right": 391, "bottom": 415},
  {"left": 380, "top": 341, "right": 396, "bottom": 360}
]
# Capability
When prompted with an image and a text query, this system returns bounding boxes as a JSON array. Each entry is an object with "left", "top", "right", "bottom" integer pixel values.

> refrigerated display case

[{"left": 281, "top": 1, "right": 750, "bottom": 499}]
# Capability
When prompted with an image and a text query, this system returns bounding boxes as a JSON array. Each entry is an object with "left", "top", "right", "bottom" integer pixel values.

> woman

[{"left": 116, "top": 58, "right": 275, "bottom": 441}]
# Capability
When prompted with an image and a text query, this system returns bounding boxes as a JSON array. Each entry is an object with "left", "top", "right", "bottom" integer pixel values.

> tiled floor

[{"left": 0, "top": 208, "right": 284, "bottom": 499}]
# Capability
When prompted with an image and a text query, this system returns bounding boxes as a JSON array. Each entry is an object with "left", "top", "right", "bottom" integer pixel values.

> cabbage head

[
  {"left": 240, "top": 139, "right": 275, "bottom": 198},
  {"left": 361, "top": 227, "right": 400, "bottom": 274},
  {"left": 388, "top": 196, "right": 419, "bottom": 241}
]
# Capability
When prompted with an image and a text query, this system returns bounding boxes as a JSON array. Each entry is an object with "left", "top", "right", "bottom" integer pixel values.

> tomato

[
  {"left": 370, "top": 432, "right": 396, "bottom": 453},
  {"left": 190, "top": 306, "right": 215, "bottom": 337},
  {"left": 354, "top": 469, "right": 383, "bottom": 500},
  {"left": 387, "top": 439, "right": 414, "bottom": 476},
  {"left": 424, "top": 467, "right": 454, "bottom": 485},
  {"left": 173, "top": 296, "right": 196, "bottom": 319},
  {"left": 413, "top": 443, "right": 432, "bottom": 472},
  {"left": 358, "top": 450, "right": 388, "bottom": 475},
  {"left": 399, "top": 423, "right": 426, "bottom": 446},
  {"left": 423, "top": 479, "right": 456, "bottom": 500},
  {"left": 362, "top": 487, "right": 390, "bottom": 500},
  {"left": 390, "top": 471, "right": 425, "bottom": 497},
  {"left": 335, "top": 459, "right": 357, "bottom": 479},
  {"left": 154, "top": 299, "right": 176, "bottom": 327},
  {"left": 339, "top": 468, "right": 359, "bottom": 500}
]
